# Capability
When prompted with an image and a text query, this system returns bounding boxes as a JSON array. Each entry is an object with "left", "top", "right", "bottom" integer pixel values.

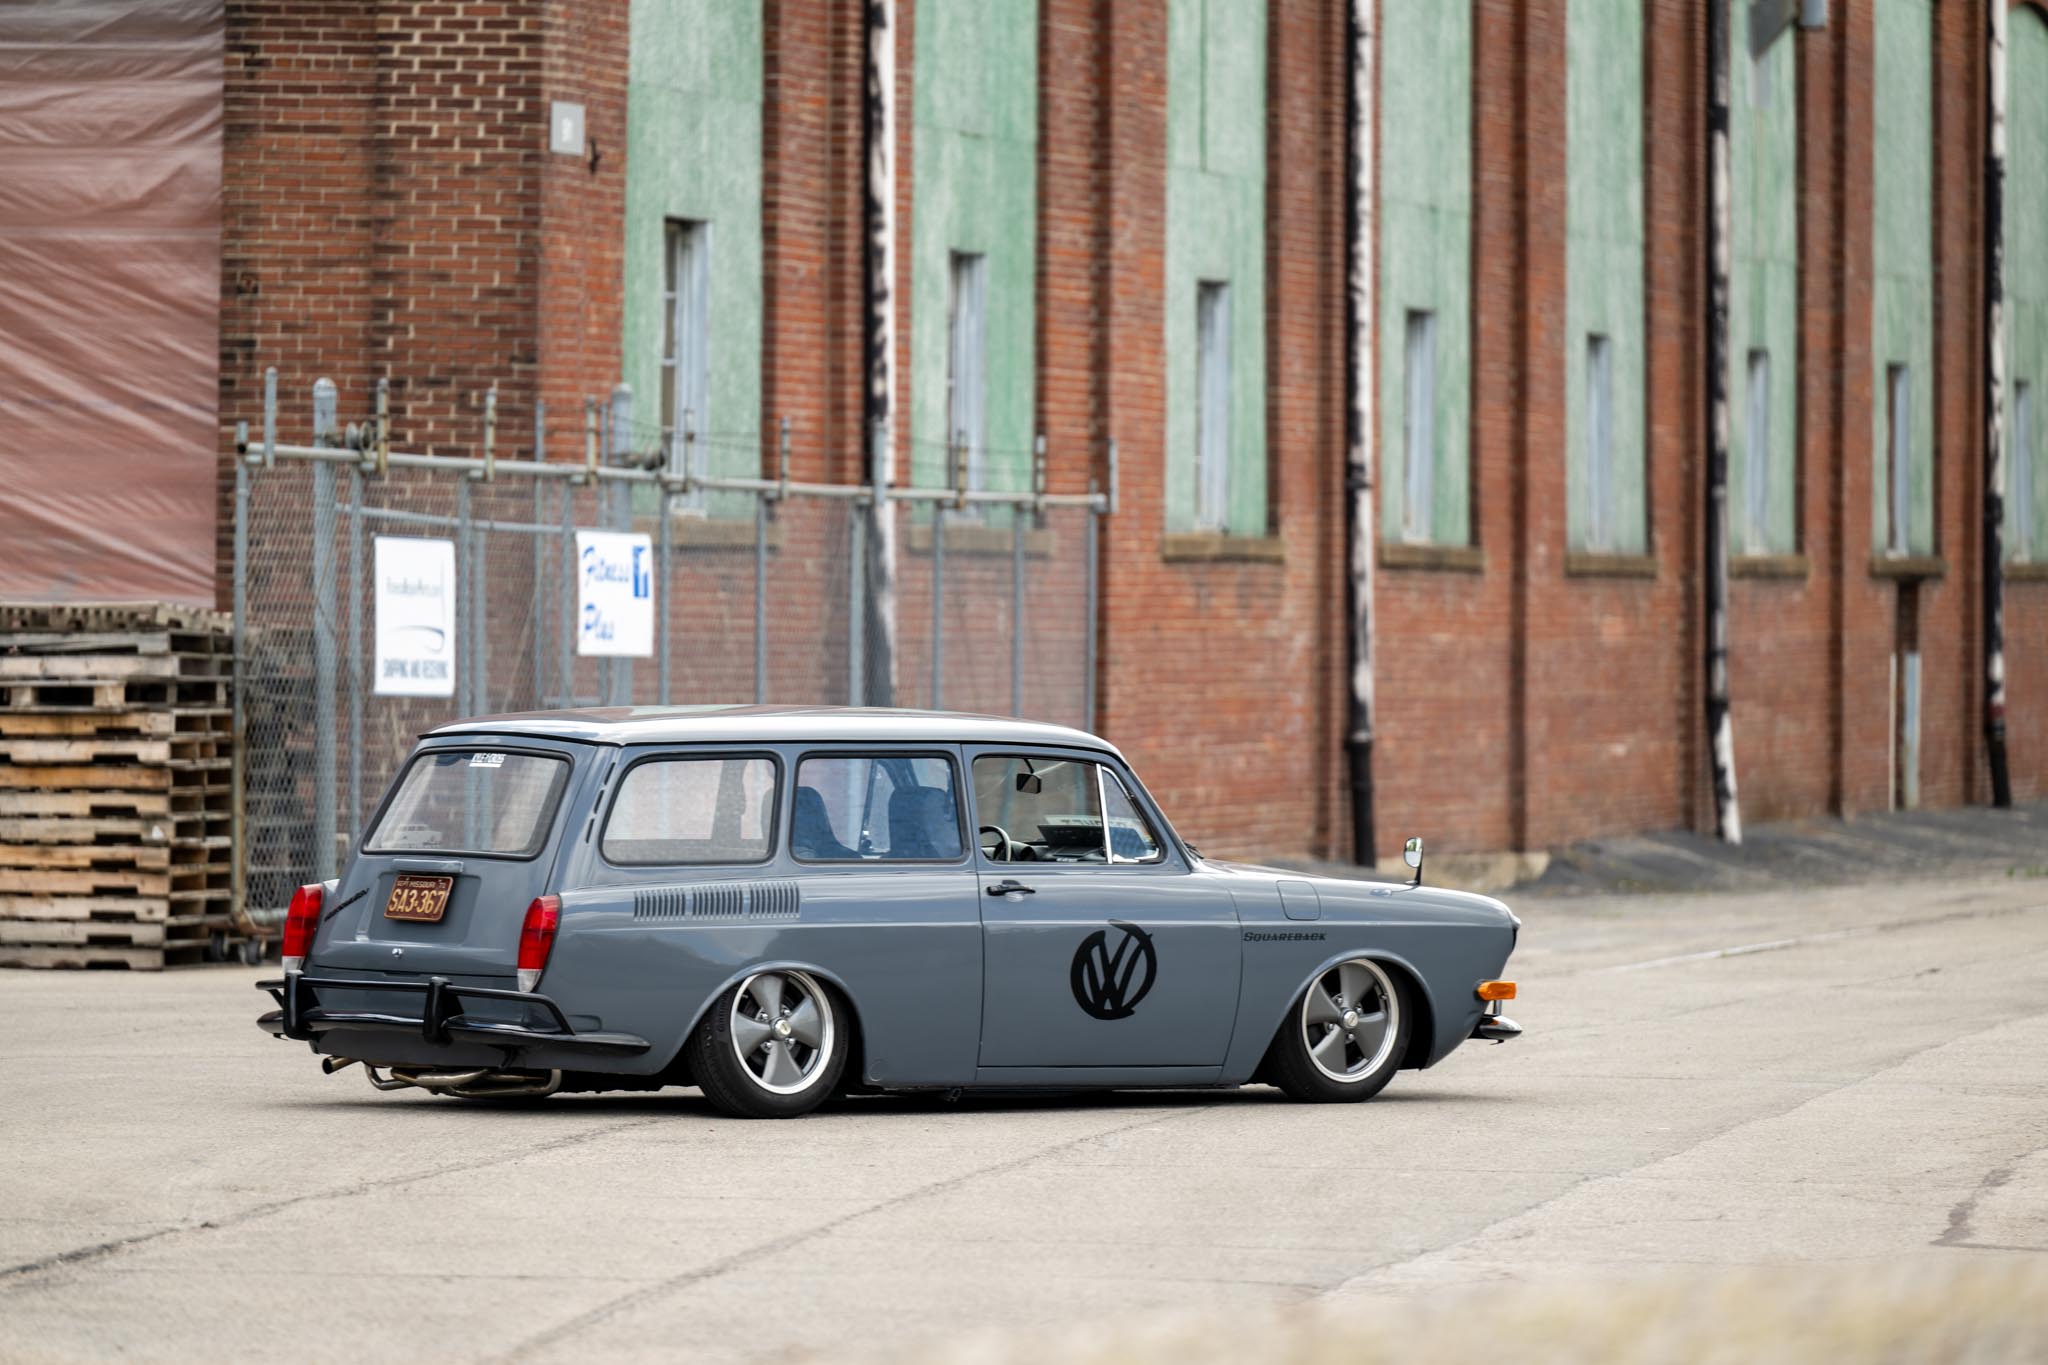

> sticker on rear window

[{"left": 470, "top": 752, "right": 506, "bottom": 768}]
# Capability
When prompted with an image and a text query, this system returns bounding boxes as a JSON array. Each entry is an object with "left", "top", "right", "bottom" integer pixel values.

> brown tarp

[{"left": 0, "top": 0, "right": 222, "bottom": 605}]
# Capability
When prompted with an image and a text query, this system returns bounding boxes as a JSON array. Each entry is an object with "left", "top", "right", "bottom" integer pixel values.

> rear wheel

[
  {"left": 688, "top": 970, "right": 847, "bottom": 1118},
  {"left": 1266, "top": 957, "right": 1411, "bottom": 1103}
]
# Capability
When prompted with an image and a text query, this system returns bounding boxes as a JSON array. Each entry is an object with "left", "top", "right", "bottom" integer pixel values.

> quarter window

[
  {"left": 791, "top": 755, "right": 964, "bottom": 862},
  {"left": 602, "top": 756, "right": 777, "bottom": 865}
]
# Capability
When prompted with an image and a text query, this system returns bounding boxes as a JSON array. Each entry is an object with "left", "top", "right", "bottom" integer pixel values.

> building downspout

[
  {"left": 1705, "top": 0, "right": 1743, "bottom": 842},
  {"left": 1984, "top": 0, "right": 2013, "bottom": 806},
  {"left": 864, "top": 0, "right": 899, "bottom": 706},
  {"left": 1344, "top": 0, "right": 1377, "bottom": 864}
]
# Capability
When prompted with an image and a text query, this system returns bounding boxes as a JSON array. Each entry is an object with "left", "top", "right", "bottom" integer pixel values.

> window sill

[
  {"left": 1380, "top": 542, "right": 1485, "bottom": 573},
  {"left": 659, "top": 513, "right": 782, "bottom": 550},
  {"left": 1869, "top": 553, "right": 1946, "bottom": 581},
  {"left": 1730, "top": 553, "right": 1809, "bottom": 580},
  {"left": 1565, "top": 551, "right": 1658, "bottom": 579},
  {"left": 2006, "top": 561, "right": 2048, "bottom": 582},
  {"left": 906, "top": 522, "right": 1056, "bottom": 557},
  {"left": 1160, "top": 532, "right": 1286, "bottom": 564}
]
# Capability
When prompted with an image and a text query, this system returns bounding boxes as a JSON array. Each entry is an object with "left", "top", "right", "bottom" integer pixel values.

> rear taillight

[
  {"left": 282, "top": 883, "right": 323, "bottom": 974},
  {"left": 516, "top": 895, "right": 560, "bottom": 994}
]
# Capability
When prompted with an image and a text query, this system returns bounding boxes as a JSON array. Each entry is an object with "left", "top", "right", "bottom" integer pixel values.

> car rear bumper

[{"left": 256, "top": 973, "right": 650, "bottom": 1057}]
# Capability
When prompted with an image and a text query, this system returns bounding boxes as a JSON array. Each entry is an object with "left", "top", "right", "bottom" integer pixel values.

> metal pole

[
  {"left": 931, "top": 443, "right": 947, "bottom": 709},
  {"left": 755, "top": 487, "right": 769, "bottom": 704},
  {"left": 231, "top": 430, "right": 249, "bottom": 925},
  {"left": 849, "top": 502, "right": 868, "bottom": 706},
  {"left": 1985, "top": 0, "right": 2014, "bottom": 806},
  {"left": 1084, "top": 483, "right": 1100, "bottom": 734},
  {"left": 456, "top": 475, "right": 472, "bottom": 716},
  {"left": 559, "top": 480, "right": 575, "bottom": 707},
  {"left": 347, "top": 465, "right": 363, "bottom": 835},
  {"left": 864, "top": 0, "right": 899, "bottom": 709},
  {"left": 1705, "top": 0, "right": 1742, "bottom": 843},
  {"left": 530, "top": 400, "right": 547, "bottom": 709},
  {"left": 1343, "top": 0, "right": 1379, "bottom": 865},
  {"left": 610, "top": 383, "right": 634, "bottom": 707},
  {"left": 310, "top": 379, "right": 339, "bottom": 881},
  {"left": 1014, "top": 436, "right": 1037, "bottom": 717}
]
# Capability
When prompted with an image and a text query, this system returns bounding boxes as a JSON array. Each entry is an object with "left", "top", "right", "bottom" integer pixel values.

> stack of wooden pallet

[{"left": 0, "top": 603, "right": 246, "bottom": 969}]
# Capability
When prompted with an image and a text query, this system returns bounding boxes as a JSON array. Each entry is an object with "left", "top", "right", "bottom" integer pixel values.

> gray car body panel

[{"left": 293, "top": 707, "right": 1519, "bottom": 1089}]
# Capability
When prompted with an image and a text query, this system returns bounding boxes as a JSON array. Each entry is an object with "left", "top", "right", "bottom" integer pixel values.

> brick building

[{"left": 205, "top": 0, "right": 2047, "bottom": 862}]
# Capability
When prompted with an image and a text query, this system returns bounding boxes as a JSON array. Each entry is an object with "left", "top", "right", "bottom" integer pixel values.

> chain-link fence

[{"left": 230, "top": 374, "right": 1110, "bottom": 923}]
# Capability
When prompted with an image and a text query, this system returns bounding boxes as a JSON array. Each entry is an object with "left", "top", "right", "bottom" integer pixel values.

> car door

[{"left": 968, "top": 747, "right": 1241, "bottom": 1069}]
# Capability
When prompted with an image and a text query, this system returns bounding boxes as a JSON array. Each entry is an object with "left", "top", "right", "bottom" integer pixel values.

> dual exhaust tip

[{"left": 321, "top": 1056, "right": 562, "bottom": 1098}]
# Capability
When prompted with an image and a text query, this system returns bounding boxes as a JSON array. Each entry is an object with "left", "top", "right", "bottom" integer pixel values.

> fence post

[
  {"left": 347, "top": 462, "right": 363, "bottom": 836},
  {"left": 754, "top": 482, "right": 769, "bottom": 705},
  {"left": 658, "top": 412, "right": 679, "bottom": 706},
  {"left": 608, "top": 383, "right": 634, "bottom": 706},
  {"left": 231, "top": 421, "right": 250, "bottom": 924},
  {"left": 559, "top": 479, "right": 576, "bottom": 706},
  {"left": 531, "top": 401, "right": 548, "bottom": 707},
  {"left": 848, "top": 500, "right": 867, "bottom": 706},
  {"left": 310, "top": 379, "right": 339, "bottom": 880},
  {"left": 932, "top": 435, "right": 952, "bottom": 709}
]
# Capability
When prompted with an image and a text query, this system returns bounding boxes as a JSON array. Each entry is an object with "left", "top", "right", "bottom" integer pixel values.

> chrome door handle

[{"left": 986, "top": 880, "right": 1036, "bottom": 896}]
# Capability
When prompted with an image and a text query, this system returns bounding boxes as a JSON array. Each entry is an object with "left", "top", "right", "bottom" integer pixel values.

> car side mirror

[
  {"left": 1403, "top": 836, "right": 1424, "bottom": 886},
  {"left": 1015, "top": 772, "right": 1041, "bottom": 795}
]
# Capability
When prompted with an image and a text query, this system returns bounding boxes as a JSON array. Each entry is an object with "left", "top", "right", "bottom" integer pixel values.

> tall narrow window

[
  {"left": 1887, "top": 364, "right": 1911, "bottom": 556},
  {"left": 1402, "top": 310, "right": 1438, "bottom": 542},
  {"left": 1195, "top": 281, "right": 1233, "bottom": 532},
  {"left": 1744, "top": 349, "right": 1771, "bottom": 551},
  {"left": 2016, "top": 381, "right": 2036, "bottom": 562},
  {"left": 1585, "top": 333, "right": 1615, "bottom": 551},
  {"left": 662, "top": 220, "right": 711, "bottom": 502},
  {"left": 946, "top": 251, "right": 988, "bottom": 494}
]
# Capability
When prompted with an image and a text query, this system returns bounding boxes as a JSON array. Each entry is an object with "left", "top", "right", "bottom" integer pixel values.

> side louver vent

[{"left": 633, "top": 880, "right": 801, "bottom": 923}]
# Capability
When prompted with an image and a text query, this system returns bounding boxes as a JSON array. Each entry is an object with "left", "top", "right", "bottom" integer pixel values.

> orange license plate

[{"left": 384, "top": 874, "right": 453, "bottom": 923}]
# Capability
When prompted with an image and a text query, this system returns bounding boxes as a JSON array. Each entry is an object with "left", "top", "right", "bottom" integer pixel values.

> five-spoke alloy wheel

[
  {"left": 689, "top": 969, "right": 848, "bottom": 1118},
  {"left": 1265, "top": 956, "right": 1412, "bottom": 1103}
]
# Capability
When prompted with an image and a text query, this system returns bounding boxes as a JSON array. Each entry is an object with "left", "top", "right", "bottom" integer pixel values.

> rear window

[
  {"left": 601, "top": 755, "right": 779, "bottom": 865},
  {"left": 365, "top": 749, "right": 570, "bottom": 857}
]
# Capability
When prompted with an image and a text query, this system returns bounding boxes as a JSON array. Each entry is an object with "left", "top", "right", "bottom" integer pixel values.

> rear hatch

[{"left": 313, "top": 741, "right": 587, "bottom": 984}]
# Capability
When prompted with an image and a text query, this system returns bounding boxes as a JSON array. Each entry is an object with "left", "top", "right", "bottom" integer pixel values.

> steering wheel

[{"left": 978, "top": 824, "right": 1015, "bottom": 862}]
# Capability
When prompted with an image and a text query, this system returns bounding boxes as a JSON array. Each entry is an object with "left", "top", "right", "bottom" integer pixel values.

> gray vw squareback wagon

[{"left": 258, "top": 706, "right": 1521, "bottom": 1118}]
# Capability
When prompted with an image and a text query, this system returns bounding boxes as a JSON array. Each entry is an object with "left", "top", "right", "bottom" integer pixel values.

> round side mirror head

[{"left": 1403, "top": 836, "right": 1424, "bottom": 870}]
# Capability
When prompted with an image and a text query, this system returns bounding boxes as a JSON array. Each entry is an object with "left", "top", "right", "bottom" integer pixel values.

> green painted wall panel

[
  {"left": 910, "top": 0, "right": 1039, "bottom": 495},
  {"left": 1378, "top": 0, "right": 1471, "bottom": 546},
  {"left": 622, "top": 0, "right": 763, "bottom": 513},
  {"left": 1165, "top": 0, "right": 1267, "bottom": 536},
  {"left": 2007, "top": 8, "right": 2048, "bottom": 558},
  {"left": 1565, "top": 0, "right": 1647, "bottom": 555},
  {"left": 1729, "top": 0, "right": 1799, "bottom": 556},
  {"left": 1871, "top": 0, "right": 1935, "bottom": 555}
]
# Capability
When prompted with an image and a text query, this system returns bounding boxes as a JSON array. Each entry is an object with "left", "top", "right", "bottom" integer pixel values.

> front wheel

[
  {"left": 1266, "top": 957, "right": 1412, "bottom": 1103},
  {"left": 688, "top": 970, "right": 848, "bottom": 1118}
]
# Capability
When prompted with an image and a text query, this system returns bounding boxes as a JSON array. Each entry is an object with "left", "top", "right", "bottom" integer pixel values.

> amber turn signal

[{"left": 1476, "top": 980, "right": 1516, "bottom": 1002}]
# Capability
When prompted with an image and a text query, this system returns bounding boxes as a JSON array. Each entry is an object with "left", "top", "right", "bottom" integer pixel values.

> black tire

[
  {"left": 687, "top": 970, "right": 848, "bottom": 1119},
  {"left": 1265, "top": 957, "right": 1413, "bottom": 1103}
]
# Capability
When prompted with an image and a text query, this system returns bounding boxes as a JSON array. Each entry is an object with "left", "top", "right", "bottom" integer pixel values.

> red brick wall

[{"left": 217, "top": 0, "right": 2030, "bottom": 856}]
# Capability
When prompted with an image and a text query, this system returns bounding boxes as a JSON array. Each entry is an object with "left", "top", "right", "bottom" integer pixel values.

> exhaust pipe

[{"left": 359, "top": 1063, "right": 562, "bottom": 1098}]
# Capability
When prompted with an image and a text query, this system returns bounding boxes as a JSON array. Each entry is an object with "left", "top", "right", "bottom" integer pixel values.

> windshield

[{"left": 365, "top": 749, "right": 570, "bottom": 857}]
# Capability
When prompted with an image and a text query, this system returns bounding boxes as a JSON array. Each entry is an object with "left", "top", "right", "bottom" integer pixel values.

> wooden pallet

[
  {"left": 0, "top": 707, "right": 228, "bottom": 739},
  {"left": 0, "top": 894, "right": 170, "bottom": 922},
  {"left": 1, "top": 675, "right": 233, "bottom": 711},
  {"left": 0, "top": 601, "right": 231, "bottom": 635},
  {"left": 0, "top": 918, "right": 166, "bottom": 947},
  {"left": 0, "top": 943, "right": 167, "bottom": 969},
  {"left": 0, "top": 734, "right": 227, "bottom": 765}
]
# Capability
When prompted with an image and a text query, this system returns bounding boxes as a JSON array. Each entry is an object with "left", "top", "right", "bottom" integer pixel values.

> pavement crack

[
  {"left": 0, "top": 1113, "right": 672, "bottom": 1291},
  {"left": 1935, "top": 1164, "right": 2017, "bottom": 1248},
  {"left": 486, "top": 1102, "right": 1226, "bottom": 1363}
]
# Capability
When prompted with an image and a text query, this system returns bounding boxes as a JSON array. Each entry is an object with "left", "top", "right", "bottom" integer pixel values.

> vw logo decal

[{"left": 1069, "top": 920, "right": 1158, "bottom": 1021}]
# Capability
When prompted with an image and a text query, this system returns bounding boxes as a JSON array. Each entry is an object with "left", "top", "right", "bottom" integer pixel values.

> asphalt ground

[{"left": 3, "top": 868, "right": 2046, "bottom": 1362}]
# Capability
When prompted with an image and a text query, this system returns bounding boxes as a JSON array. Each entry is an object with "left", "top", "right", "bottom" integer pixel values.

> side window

[
  {"left": 1100, "top": 770, "right": 1163, "bottom": 864},
  {"left": 601, "top": 756, "right": 777, "bottom": 865},
  {"left": 791, "top": 755, "right": 964, "bottom": 862}
]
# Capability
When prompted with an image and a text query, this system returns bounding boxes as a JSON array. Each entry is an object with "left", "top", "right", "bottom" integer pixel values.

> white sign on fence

[
  {"left": 576, "top": 530, "right": 654, "bottom": 657},
  {"left": 373, "top": 536, "right": 457, "bottom": 697}
]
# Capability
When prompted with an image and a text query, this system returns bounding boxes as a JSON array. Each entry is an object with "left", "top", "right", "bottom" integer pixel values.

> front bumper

[{"left": 256, "top": 973, "right": 650, "bottom": 1057}]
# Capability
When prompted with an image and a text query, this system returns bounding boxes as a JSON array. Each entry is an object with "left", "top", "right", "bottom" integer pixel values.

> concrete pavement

[{"left": 2, "top": 869, "right": 2045, "bottom": 1362}]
